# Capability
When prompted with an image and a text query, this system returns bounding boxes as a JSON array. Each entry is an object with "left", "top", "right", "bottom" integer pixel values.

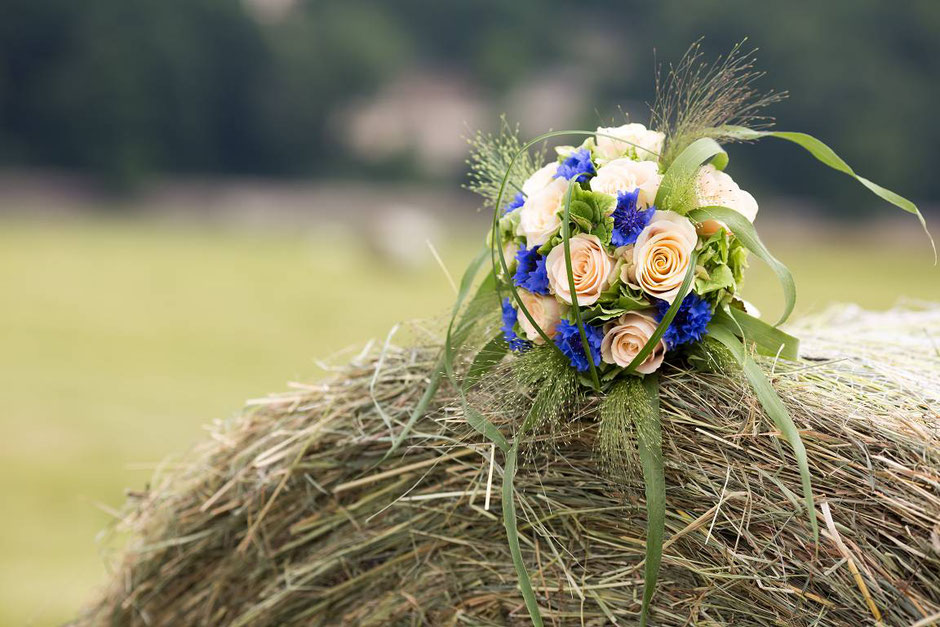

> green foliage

[
  {"left": 538, "top": 185, "right": 615, "bottom": 255},
  {"left": 695, "top": 228, "right": 749, "bottom": 307}
]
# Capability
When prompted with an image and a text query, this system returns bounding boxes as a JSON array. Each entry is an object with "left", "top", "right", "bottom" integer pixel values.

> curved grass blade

[
  {"left": 719, "top": 125, "right": 935, "bottom": 261},
  {"left": 654, "top": 137, "right": 728, "bottom": 213},
  {"left": 707, "top": 324, "right": 819, "bottom": 542},
  {"left": 688, "top": 206, "right": 796, "bottom": 325},
  {"left": 503, "top": 443, "right": 543, "bottom": 626},
  {"left": 625, "top": 252, "right": 697, "bottom": 375},
  {"left": 560, "top": 180, "right": 601, "bottom": 389},
  {"left": 387, "top": 248, "right": 494, "bottom": 456},
  {"left": 635, "top": 375, "right": 665, "bottom": 627},
  {"left": 713, "top": 308, "right": 800, "bottom": 361}
]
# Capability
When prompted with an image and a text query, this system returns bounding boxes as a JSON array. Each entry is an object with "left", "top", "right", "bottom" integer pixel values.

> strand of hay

[{"left": 76, "top": 304, "right": 940, "bottom": 626}]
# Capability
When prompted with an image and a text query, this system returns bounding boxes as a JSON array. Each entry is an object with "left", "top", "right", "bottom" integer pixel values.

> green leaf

[
  {"left": 694, "top": 263, "right": 735, "bottom": 295},
  {"left": 655, "top": 138, "right": 728, "bottom": 214},
  {"left": 713, "top": 308, "right": 800, "bottom": 361},
  {"left": 539, "top": 185, "right": 615, "bottom": 254},
  {"left": 636, "top": 375, "right": 665, "bottom": 627},
  {"left": 707, "top": 324, "right": 819, "bottom": 542},
  {"left": 503, "top": 444, "right": 543, "bottom": 626},
  {"left": 719, "top": 126, "right": 935, "bottom": 261},
  {"left": 688, "top": 206, "right": 796, "bottom": 326},
  {"left": 606, "top": 377, "right": 665, "bottom": 626}
]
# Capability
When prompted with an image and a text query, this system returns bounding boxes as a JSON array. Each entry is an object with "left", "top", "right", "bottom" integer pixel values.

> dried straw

[{"left": 75, "top": 304, "right": 940, "bottom": 626}]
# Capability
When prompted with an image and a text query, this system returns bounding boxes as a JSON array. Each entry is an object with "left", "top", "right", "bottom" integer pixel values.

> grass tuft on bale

[{"left": 76, "top": 304, "right": 939, "bottom": 626}]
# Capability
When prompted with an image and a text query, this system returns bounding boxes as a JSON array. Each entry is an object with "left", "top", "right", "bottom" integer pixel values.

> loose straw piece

[{"left": 821, "top": 501, "right": 882, "bottom": 623}]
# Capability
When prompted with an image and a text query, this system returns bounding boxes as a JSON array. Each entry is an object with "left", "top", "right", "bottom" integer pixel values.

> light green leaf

[
  {"left": 688, "top": 206, "right": 795, "bottom": 326},
  {"left": 719, "top": 125, "right": 935, "bottom": 261},
  {"left": 707, "top": 324, "right": 818, "bottom": 542},
  {"left": 694, "top": 263, "right": 735, "bottom": 295},
  {"left": 713, "top": 308, "right": 800, "bottom": 361},
  {"left": 503, "top": 444, "right": 543, "bottom": 626},
  {"left": 636, "top": 375, "right": 665, "bottom": 627}
]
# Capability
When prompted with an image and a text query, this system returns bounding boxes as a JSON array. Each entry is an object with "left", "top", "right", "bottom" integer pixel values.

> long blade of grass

[
  {"left": 713, "top": 308, "right": 800, "bottom": 361},
  {"left": 718, "top": 125, "right": 935, "bottom": 261},
  {"left": 636, "top": 375, "right": 665, "bottom": 627},
  {"left": 560, "top": 180, "right": 601, "bottom": 389},
  {"left": 503, "top": 443, "right": 543, "bottom": 626},
  {"left": 688, "top": 206, "right": 796, "bottom": 325},
  {"left": 707, "top": 324, "right": 819, "bottom": 541}
]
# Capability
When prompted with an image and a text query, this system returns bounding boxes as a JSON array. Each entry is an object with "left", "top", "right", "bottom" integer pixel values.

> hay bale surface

[{"left": 77, "top": 305, "right": 940, "bottom": 626}]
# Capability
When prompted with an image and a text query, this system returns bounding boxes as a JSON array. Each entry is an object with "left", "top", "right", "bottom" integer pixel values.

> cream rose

[
  {"left": 591, "top": 158, "right": 662, "bottom": 209},
  {"left": 600, "top": 311, "right": 667, "bottom": 374},
  {"left": 516, "top": 290, "right": 563, "bottom": 344},
  {"left": 595, "top": 123, "right": 664, "bottom": 162},
  {"left": 545, "top": 233, "right": 613, "bottom": 306},
  {"left": 521, "top": 163, "right": 558, "bottom": 197},
  {"left": 517, "top": 177, "right": 567, "bottom": 246},
  {"left": 633, "top": 211, "right": 698, "bottom": 303},
  {"left": 695, "top": 164, "right": 759, "bottom": 235}
]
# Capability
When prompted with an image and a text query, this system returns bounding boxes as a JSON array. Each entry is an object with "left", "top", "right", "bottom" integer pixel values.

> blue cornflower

[
  {"left": 554, "top": 319, "right": 604, "bottom": 372},
  {"left": 610, "top": 189, "right": 653, "bottom": 247},
  {"left": 502, "top": 191, "right": 525, "bottom": 216},
  {"left": 513, "top": 246, "right": 550, "bottom": 295},
  {"left": 554, "top": 148, "right": 596, "bottom": 183},
  {"left": 501, "top": 298, "right": 530, "bottom": 352},
  {"left": 656, "top": 294, "right": 713, "bottom": 348}
]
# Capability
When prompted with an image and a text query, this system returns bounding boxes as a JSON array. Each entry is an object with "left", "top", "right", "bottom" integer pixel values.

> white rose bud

[
  {"left": 518, "top": 177, "right": 567, "bottom": 247},
  {"left": 695, "top": 164, "right": 759, "bottom": 235},
  {"left": 595, "top": 123, "right": 664, "bottom": 162},
  {"left": 591, "top": 158, "right": 662, "bottom": 209},
  {"left": 633, "top": 211, "right": 698, "bottom": 304},
  {"left": 516, "top": 289, "right": 563, "bottom": 344},
  {"left": 545, "top": 233, "right": 614, "bottom": 306},
  {"left": 600, "top": 311, "right": 667, "bottom": 374}
]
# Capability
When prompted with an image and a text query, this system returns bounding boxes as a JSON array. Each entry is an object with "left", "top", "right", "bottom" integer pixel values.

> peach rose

[
  {"left": 600, "top": 311, "right": 667, "bottom": 373},
  {"left": 518, "top": 177, "right": 567, "bottom": 246},
  {"left": 545, "top": 233, "right": 613, "bottom": 306},
  {"left": 516, "top": 290, "right": 563, "bottom": 343},
  {"left": 591, "top": 158, "right": 661, "bottom": 209},
  {"left": 595, "top": 123, "right": 664, "bottom": 162},
  {"left": 633, "top": 211, "right": 698, "bottom": 303},
  {"left": 695, "top": 164, "right": 759, "bottom": 235}
]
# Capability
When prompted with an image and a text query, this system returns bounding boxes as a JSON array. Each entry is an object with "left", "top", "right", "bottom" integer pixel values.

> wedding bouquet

[{"left": 412, "top": 44, "right": 934, "bottom": 626}]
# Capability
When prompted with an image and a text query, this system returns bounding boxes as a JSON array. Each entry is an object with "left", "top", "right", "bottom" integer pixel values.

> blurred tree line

[{"left": 1, "top": 0, "right": 938, "bottom": 208}]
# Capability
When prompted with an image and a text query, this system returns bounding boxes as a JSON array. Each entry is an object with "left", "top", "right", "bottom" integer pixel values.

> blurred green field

[{"left": 0, "top": 216, "right": 936, "bottom": 625}]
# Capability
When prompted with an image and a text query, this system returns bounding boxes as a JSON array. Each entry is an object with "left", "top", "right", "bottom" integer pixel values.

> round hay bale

[{"left": 75, "top": 305, "right": 940, "bottom": 626}]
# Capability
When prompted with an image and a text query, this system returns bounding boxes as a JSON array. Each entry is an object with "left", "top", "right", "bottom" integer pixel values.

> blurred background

[{"left": 1, "top": 1, "right": 938, "bottom": 623}]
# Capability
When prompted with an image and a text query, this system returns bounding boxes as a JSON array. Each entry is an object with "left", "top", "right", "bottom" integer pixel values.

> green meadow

[{"left": 1, "top": 216, "right": 936, "bottom": 625}]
